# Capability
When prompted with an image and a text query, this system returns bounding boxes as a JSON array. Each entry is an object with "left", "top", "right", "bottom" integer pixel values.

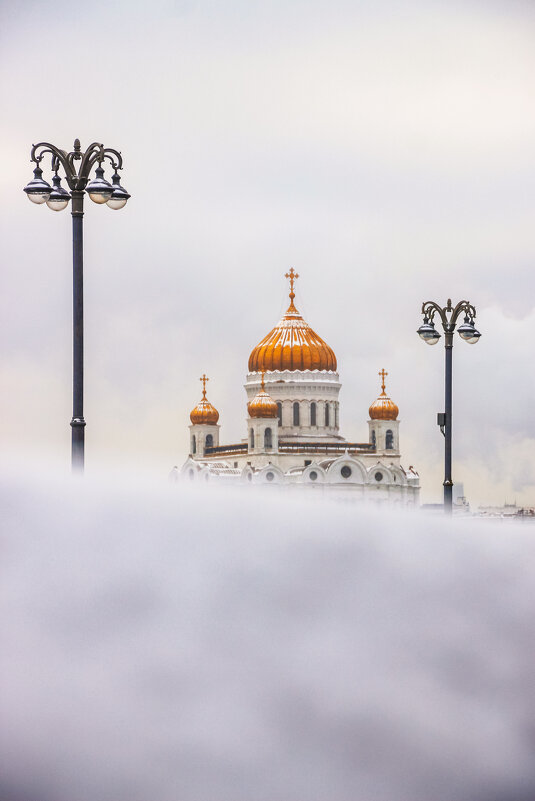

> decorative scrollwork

[
  {"left": 421, "top": 299, "right": 477, "bottom": 332},
  {"left": 29, "top": 140, "right": 123, "bottom": 191}
]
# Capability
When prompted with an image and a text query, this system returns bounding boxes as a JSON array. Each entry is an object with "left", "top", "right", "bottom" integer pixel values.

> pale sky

[{"left": 1, "top": 0, "right": 534, "bottom": 505}]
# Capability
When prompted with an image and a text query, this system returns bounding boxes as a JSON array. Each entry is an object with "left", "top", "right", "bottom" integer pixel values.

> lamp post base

[
  {"left": 443, "top": 479, "right": 453, "bottom": 514},
  {"left": 71, "top": 417, "right": 86, "bottom": 472}
]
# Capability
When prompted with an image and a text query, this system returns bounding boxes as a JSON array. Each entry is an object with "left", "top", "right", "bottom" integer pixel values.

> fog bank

[{"left": 1, "top": 470, "right": 535, "bottom": 801}]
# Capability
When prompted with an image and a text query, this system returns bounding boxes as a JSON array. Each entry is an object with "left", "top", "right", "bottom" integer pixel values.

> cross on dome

[
  {"left": 285, "top": 268, "right": 299, "bottom": 302},
  {"left": 248, "top": 367, "right": 278, "bottom": 419},
  {"left": 190, "top": 374, "right": 219, "bottom": 425},
  {"left": 369, "top": 368, "right": 399, "bottom": 421},
  {"left": 248, "top": 271, "right": 337, "bottom": 372},
  {"left": 379, "top": 368, "right": 388, "bottom": 394}
]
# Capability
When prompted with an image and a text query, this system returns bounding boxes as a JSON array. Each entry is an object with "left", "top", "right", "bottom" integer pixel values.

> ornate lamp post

[
  {"left": 417, "top": 299, "right": 481, "bottom": 514},
  {"left": 23, "top": 139, "right": 130, "bottom": 472}
]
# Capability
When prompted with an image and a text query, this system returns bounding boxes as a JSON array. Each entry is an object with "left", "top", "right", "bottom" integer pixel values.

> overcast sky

[{"left": 1, "top": 0, "right": 534, "bottom": 505}]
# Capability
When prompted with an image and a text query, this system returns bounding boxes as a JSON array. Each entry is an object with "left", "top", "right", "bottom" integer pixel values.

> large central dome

[{"left": 248, "top": 270, "right": 337, "bottom": 372}]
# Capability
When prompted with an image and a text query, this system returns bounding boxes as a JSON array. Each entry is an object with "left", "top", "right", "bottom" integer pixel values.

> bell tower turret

[
  {"left": 189, "top": 374, "right": 220, "bottom": 457},
  {"left": 368, "top": 369, "right": 400, "bottom": 456}
]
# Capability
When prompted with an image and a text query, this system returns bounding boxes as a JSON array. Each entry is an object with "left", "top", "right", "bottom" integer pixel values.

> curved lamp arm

[
  {"left": 421, "top": 299, "right": 476, "bottom": 332},
  {"left": 30, "top": 140, "right": 108, "bottom": 190}
]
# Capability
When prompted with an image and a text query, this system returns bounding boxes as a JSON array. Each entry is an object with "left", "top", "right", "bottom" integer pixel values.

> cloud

[{"left": 2, "top": 471, "right": 535, "bottom": 801}]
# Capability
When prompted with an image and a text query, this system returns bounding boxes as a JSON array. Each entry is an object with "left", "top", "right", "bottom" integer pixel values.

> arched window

[
  {"left": 277, "top": 402, "right": 282, "bottom": 427},
  {"left": 192, "top": 435, "right": 196, "bottom": 455},
  {"left": 264, "top": 428, "right": 272, "bottom": 449},
  {"left": 386, "top": 429, "right": 394, "bottom": 449},
  {"left": 205, "top": 434, "right": 213, "bottom": 449},
  {"left": 371, "top": 430, "right": 376, "bottom": 449},
  {"left": 310, "top": 402, "right": 317, "bottom": 426},
  {"left": 293, "top": 402, "right": 300, "bottom": 426},
  {"left": 250, "top": 428, "right": 255, "bottom": 449},
  {"left": 325, "top": 403, "right": 330, "bottom": 427}
]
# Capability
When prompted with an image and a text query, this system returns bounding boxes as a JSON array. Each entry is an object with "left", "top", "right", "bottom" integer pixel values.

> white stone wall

[
  {"left": 189, "top": 423, "right": 220, "bottom": 457},
  {"left": 246, "top": 416, "right": 279, "bottom": 455},
  {"left": 368, "top": 419, "right": 400, "bottom": 455},
  {"left": 180, "top": 454, "right": 420, "bottom": 507}
]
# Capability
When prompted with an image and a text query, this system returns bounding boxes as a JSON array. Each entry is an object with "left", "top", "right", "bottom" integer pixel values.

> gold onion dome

[
  {"left": 369, "top": 369, "right": 399, "bottom": 421},
  {"left": 190, "top": 374, "right": 219, "bottom": 425},
  {"left": 248, "top": 269, "right": 337, "bottom": 372},
  {"left": 248, "top": 372, "right": 279, "bottom": 419}
]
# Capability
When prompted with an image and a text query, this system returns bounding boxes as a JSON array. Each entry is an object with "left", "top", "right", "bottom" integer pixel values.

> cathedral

[{"left": 180, "top": 271, "right": 420, "bottom": 506}]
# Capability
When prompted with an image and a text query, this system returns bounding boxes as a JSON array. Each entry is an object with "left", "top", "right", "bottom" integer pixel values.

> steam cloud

[{"left": 1, "top": 470, "right": 535, "bottom": 801}]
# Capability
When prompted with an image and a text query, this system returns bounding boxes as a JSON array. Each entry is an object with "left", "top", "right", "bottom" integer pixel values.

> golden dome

[
  {"left": 248, "top": 372, "right": 279, "bottom": 419},
  {"left": 248, "top": 269, "right": 337, "bottom": 372},
  {"left": 190, "top": 374, "right": 219, "bottom": 425},
  {"left": 369, "top": 369, "right": 399, "bottom": 421}
]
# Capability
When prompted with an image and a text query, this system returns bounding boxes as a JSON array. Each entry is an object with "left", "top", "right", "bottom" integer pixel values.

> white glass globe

[
  {"left": 46, "top": 196, "right": 70, "bottom": 211},
  {"left": 106, "top": 196, "right": 128, "bottom": 210},
  {"left": 27, "top": 192, "right": 50, "bottom": 204}
]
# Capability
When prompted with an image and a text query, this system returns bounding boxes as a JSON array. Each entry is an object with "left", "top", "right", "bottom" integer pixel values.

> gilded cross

[
  {"left": 379, "top": 368, "right": 388, "bottom": 394},
  {"left": 285, "top": 268, "right": 299, "bottom": 300},
  {"left": 200, "top": 374, "right": 209, "bottom": 398}
]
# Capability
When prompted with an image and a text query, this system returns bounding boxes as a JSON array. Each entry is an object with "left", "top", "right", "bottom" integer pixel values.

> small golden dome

[
  {"left": 369, "top": 369, "right": 399, "bottom": 421},
  {"left": 248, "top": 269, "right": 337, "bottom": 372},
  {"left": 248, "top": 372, "right": 279, "bottom": 419},
  {"left": 190, "top": 374, "right": 219, "bottom": 425}
]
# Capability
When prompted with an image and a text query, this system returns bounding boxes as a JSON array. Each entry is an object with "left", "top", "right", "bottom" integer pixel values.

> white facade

[{"left": 189, "top": 423, "right": 220, "bottom": 458}]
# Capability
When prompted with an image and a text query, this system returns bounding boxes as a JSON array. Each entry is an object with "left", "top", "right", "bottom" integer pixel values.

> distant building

[
  {"left": 477, "top": 503, "right": 535, "bottom": 520},
  {"left": 179, "top": 271, "right": 420, "bottom": 507}
]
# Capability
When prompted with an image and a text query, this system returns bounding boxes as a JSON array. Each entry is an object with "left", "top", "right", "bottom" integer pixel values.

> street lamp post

[
  {"left": 417, "top": 299, "right": 481, "bottom": 514},
  {"left": 23, "top": 139, "right": 130, "bottom": 472}
]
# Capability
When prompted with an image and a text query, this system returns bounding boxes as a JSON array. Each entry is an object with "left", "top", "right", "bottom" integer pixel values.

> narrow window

[
  {"left": 205, "top": 434, "right": 213, "bottom": 449},
  {"left": 386, "top": 429, "right": 394, "bottom": 449},
  {"left": 293, "top": 402, "right": 300, "bottom": 426},
  {"left": 335, "top": 403, "right": 339, "bottom": 428},
  {"left": 371, "top": 430, "right": 376, "bottom": 448},
  {"left": 192, "top": 435, "right": 196, "bottom": 455},
  {"left": 250, "top": 428, "right": 255, "bottom": 449},
  {"left": 264, "top": 428, "right": 272, "bottom": 449},
  {"left": 310, "top": 402, "right": 317, "bottom": 426},
  {"left": 325, "top": 403, "right": 330, "bottom": 427},
  {"left": 277, "top": 402, "right": 282, "bottom": 427}
]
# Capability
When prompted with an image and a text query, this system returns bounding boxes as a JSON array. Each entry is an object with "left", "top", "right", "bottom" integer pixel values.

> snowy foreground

[{"left": 1, "top": 470, "right": 535, "bottom": 801}]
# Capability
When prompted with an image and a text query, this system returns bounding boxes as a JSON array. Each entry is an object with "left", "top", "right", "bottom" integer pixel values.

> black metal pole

[
  {"left": 71, "top": 190, "right": 86, "bottom": 471},
  {"left": 444, "top": 331, "right": 453, "bottom": 514}
]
